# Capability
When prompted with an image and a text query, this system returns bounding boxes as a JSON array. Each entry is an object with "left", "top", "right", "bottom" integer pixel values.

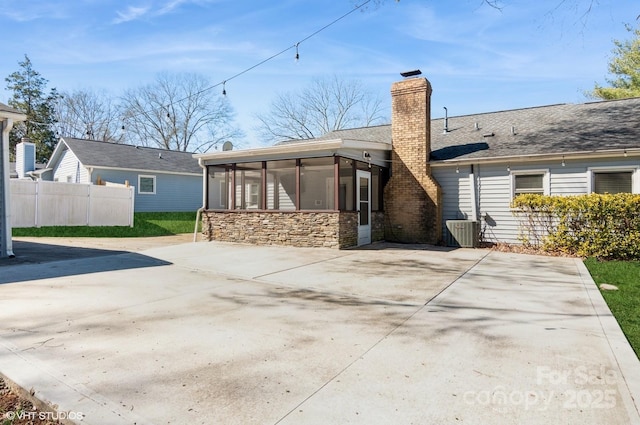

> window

[
  {"left": 235, "top": 162, "right": 263, "bottom": 209},
  {"left": 589, "top": 168, "right": 638, "bottom": 194},
  {"left": 266, "top": 160, "right": 296, "bottom": 210},
  {"left": 138, "top": 175, "right": 156, "bottom": 194},
  {"left": 300, "top": 157, "right": 335, "bottom": 210},
  {"left": 339, "top": 158, "right": 355, "bottom": 211},
  {"left": 207, "top": 166, "right": 231, "bottom": 209},
  {"left": 511, "top": 170, "right": 549, "bottom": 198}
]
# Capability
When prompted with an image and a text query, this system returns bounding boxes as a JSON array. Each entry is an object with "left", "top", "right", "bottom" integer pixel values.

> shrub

[{"left": 512, "top": 193, "right": 640, "bottom": 260}]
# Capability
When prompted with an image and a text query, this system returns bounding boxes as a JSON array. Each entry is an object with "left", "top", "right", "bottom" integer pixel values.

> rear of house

[
  {"left": 195, "top": 74, "right": 640, "bottom": 249},
  {"left": 430, "top": 100, "right": 640, "bottom": 245}
]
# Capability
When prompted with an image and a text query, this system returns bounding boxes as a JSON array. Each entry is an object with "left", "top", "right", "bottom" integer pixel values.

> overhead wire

[{"left": 124, "top": 0, "right": 374, "bottom": 123}]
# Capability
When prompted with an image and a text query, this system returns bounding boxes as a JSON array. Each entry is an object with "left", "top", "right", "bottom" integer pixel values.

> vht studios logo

[{"left": 4, "top": 411, "right": 85, "bottom": 421}]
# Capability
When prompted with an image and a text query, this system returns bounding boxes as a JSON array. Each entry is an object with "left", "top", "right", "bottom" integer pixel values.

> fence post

[
  {"left": 86, "top": 184, "right": 91, "bottom": 226},
  {"left": 34, "top": 180, "right": 40, "bottom": 228},
  {"left": 130, "top": 187, "right": 135, "bottom": 227}
]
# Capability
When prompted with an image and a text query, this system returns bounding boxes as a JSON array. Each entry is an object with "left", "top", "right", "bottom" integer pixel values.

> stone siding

[{"left": 203, "top": 211, "right": 378, "bottom": 249}]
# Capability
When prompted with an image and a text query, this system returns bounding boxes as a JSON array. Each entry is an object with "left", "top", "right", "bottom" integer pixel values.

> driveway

[{"left": 0, "top": 239, "right": 639, "bottom": 425}]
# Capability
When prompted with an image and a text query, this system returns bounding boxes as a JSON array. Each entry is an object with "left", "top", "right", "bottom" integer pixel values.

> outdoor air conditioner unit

[{"left": 445, "top": 220, "right": 479, "bottom": 248}]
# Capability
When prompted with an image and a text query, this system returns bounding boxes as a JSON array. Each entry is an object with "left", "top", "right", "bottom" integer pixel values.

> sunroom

[{"left": 194, "top": 136, "right": 390, "bottom": 248}]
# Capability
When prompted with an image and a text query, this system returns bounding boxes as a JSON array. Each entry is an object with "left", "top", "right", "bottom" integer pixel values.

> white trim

[
  {"left": 90, "top": 165, "right": 200, "bottom": 177},
  {"left": 431, "top": 148, "right": 640, "bottom": 168},
  {"left": 510, "top": 169, "right": 550, "bottom": 199},
  {"left": 356, "top": 169, "right": 372, "bottom": 246},
  {"left": 194, "top": 139, "right": 391, "bottom": 167},
  {"left": 138, "top": 175, "right": 156, "bottom": 195},
  {"left": 587, "top": 165, "right": 640, "bottom": 194},
  {"left": 468, "top": 168, "right": 478, "bottom": 221}
]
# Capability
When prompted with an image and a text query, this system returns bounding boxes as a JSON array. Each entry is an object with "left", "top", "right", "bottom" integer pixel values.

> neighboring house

[
  {"left": 194, "top": 75, "right": 640, "bottom": 249},
  {"left": 0, "top": 102, "right": 27, "bottom": 258},
  {"left": 45, "top": 137, "right": 203, "bottom": 212}
]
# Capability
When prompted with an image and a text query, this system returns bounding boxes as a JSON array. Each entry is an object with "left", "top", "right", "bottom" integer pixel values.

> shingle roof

[
  {"left": 430, "top": 97, "right": 640, "bottom": 161},
  {"left": 59, "top": 138, "right": 201, "bottom": 174},
  {"left": 275, "top": 97, "right": 640, "bottom": 162},
  {"left": 0, "top": 102, "right": 26, "bottom": 118}
]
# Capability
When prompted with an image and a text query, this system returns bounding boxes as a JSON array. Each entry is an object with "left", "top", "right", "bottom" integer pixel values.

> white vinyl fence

[{"left": 10, "top": 180, "right": 134, "bottom": 228}]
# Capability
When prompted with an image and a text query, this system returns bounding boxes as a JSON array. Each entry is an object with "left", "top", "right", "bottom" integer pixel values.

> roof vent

[
  {"left": 483, "top": 132, "right": 495, "bottom": 138},
  {"left": 443, "top": 107, "right": 449, "bottom": 134},
  {"left": 474, "top": 122, "right": 480, "bottom": 131},
  {"left": 158, "top": 152, "right": 162, "bottom": 159}
]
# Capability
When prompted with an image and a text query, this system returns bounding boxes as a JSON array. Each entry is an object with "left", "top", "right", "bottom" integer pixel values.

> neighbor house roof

[{"left": 50, "top": 138, "right": 202, "bottom": 175}]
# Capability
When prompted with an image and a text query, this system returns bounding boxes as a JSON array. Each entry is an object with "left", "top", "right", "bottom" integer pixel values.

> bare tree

[
  {"left": 120, "top": 72, "right": 241, "bottom": 152},
  {"left": 256, "top": 75, "right": 387, "bottom": 142},
  {"left": 56, "top": 88, "right": 124, "bottom": 143}
]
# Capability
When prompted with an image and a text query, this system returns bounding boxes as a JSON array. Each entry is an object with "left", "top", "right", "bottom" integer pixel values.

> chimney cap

[{"left": 400, "top": 69, "right": 422, "bottom": 78}]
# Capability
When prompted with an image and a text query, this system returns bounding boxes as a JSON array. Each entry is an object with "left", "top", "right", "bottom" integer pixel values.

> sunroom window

[
  {"left": 300, "top": 157, "right": 335, "bottom": 210},
  {"left": 235, "top": 162, "right": 263, "bottom": 209}
]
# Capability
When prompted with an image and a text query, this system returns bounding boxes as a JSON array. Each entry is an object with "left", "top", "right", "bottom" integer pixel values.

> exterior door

[{"left": 356, "top": 170, "right": 371, "bottom": 246}]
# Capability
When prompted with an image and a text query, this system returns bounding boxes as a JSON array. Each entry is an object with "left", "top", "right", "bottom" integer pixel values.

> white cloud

[{"left": 113, "top": 5, "right": 151, "bottom": 24}]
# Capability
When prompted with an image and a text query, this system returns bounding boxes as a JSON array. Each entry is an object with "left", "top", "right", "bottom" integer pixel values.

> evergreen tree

[
  {"left": 591, "top": 24, "right": 640, "bottom": 100},
  {"left": 5, "top": 55, "right": 60, "bottom": 162}
]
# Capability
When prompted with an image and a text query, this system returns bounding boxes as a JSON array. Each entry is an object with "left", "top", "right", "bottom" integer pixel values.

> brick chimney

[{"left": 383, "top": 77, "right": 442, "bottom": 244}]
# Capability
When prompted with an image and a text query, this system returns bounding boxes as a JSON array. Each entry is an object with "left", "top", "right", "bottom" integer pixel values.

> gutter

[
  {"left": 1, "top": 118, "right": 15, "bottom": 257},
  {"left": 430, "top": 148, "right": 640, "bottom": 167},
  {"left": 193, "top": 139, "right": 391, "bottom": 163}
]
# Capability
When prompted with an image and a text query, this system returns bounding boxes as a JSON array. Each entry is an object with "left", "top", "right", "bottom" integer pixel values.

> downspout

[
  {"left": 469, "top": 164, "right": 478, "bottom": 222},
  {"left": 1, "top": 118, "right": 15, "bottom": 257},
  {"left": 194, "top": 157, "right": 207, "bottom": 242}
]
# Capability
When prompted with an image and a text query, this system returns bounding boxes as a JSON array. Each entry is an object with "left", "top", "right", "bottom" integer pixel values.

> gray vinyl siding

[
  {"left": 435, "top": 157, "right": 640, "bottom": 245},
  {"left": 92, "top": 169, "right": 202, "bottom": 212},
  {"left": 53, "top": 149, "right": 89, "bottom": 183},
  {"left": 432, "top": 166, "right": 474, "bottom": 223}
]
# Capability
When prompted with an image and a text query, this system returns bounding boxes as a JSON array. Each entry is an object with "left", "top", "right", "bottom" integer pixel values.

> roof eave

[
  {"left": 430, "top": 148, "right": 640, "bottom": 167},
  {"left": 194, "top": 139, "right": 391, "bottom": 164},
  {"left": 86, "top": 165, "right": 201, "bottom": 176}
]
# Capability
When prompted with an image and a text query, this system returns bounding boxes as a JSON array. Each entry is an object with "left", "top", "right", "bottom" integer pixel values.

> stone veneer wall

[
  {"left": 202, "top": 211, "right": 383, "bottom": 249},
  {"left": 372, "top": 211, "right": 385, "bottom": 243}
]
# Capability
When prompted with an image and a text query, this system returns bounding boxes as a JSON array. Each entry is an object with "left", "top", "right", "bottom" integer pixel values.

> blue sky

[{"left": 0, "top": 0, "right": 637, "bottom": 148}]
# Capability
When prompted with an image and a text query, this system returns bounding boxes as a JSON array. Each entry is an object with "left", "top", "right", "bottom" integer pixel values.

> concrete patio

[{"left": 0, "top": 239, "right": 638, "bottom": 424}]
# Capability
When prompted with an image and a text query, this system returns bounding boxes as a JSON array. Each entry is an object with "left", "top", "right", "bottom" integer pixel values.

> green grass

[
  {"left": 12, "top": 212, "right": 200, "bottom": 238},
  {"left": 584, "top": 258, "right": 640, "bottom": 359}
]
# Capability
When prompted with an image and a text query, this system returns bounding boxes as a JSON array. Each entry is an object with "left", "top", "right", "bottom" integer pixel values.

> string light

[{"left": 59, "top": 0, "right": 381, "bottom": 134}]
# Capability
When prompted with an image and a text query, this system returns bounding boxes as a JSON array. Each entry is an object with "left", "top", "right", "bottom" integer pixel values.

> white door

[{"left": 357, "top": 170, "right": 371, "bottom": 246}]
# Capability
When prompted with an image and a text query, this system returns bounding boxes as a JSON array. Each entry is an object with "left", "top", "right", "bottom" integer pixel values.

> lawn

[
  {"left": 584, "top": 258, "right": 640, "bottom": 359},
  {"left": 12, "top": 212, "right": 200, "bottom": 238}
]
